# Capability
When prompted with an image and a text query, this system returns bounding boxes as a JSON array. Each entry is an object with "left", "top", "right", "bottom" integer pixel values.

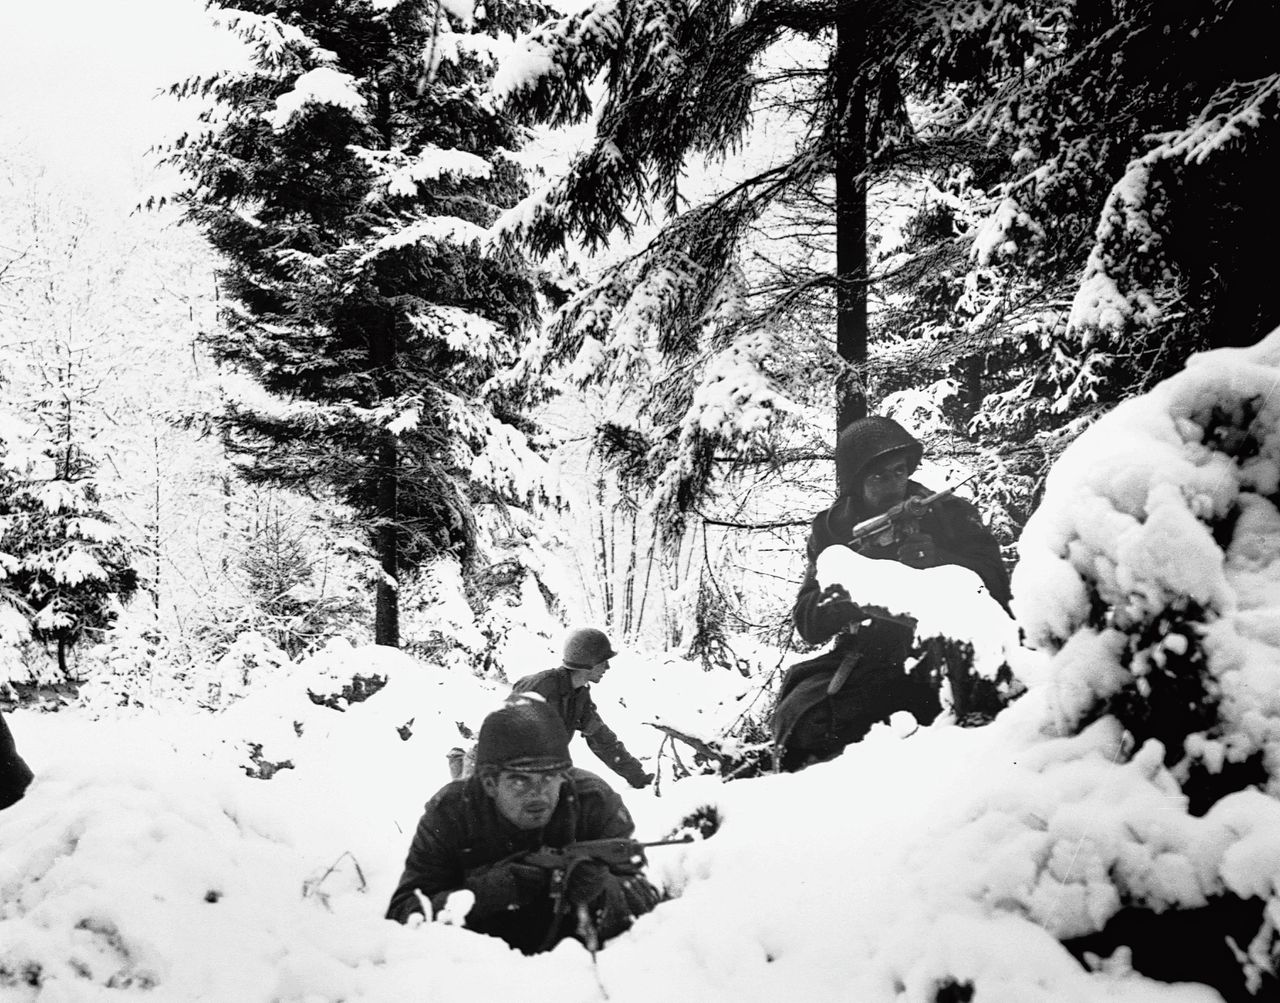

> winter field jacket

[
  {"left": 793, "top": 481, "right": 1012, "bottom": 647},
  {"left": 511, "top": 668, "right": 648, "bottom": 788},
  {"left": 385, "top": 768, "right": 650, "bottom": 953},
  {"left": 0, "top": 711, "right": 32, "bottom": 811}
]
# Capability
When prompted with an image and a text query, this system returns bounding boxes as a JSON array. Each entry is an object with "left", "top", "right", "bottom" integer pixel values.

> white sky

[{"left": 0, "top": 0, "right": 242, "bottom": 201}]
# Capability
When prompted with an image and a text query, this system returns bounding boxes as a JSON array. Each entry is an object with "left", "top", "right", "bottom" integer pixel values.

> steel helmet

[
  {"left": 834, "top": 416, "right": 922, "bottom": 499},
  {"left": 474, "top": 696, "right": 572, "bottom": 772},
  {"left": 562, "top": 627, "right": 617, "bottom": 669}
]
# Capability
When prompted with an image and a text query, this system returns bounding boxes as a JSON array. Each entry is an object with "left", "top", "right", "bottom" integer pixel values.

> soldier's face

[
  {"left": 860, "top": 456, "right": 911, "bottom": 513},
  {"left": 484, "top": 769, "right": 566, "bottom": 830},
  {"left": 569, "top": 660, "right": 610, "bottom": 686}
]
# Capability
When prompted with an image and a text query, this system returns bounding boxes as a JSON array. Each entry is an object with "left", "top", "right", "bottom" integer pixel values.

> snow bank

[
  {"left": 9, "top": 332, "right": 1280, "bottom": 998},
  {"left": 0, "top": 673, "right": 1234, "bottom": 1003},
  {"left": 816, "top": 545, "right": 1021, "bottom": 686}
]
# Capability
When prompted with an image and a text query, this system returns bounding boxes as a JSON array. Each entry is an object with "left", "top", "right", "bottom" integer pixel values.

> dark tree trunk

[
  {"left": 57, "top": 636, "right": 68, "bottom": 679},
  {"left": 835, "top": 3, "right": 868, "bottom": 435},
  {"left": 374, "top": 432, "right": 400, "bottom": 647},
  {"left": 371, "top": 81, "right": 401, "bottom": 649}
]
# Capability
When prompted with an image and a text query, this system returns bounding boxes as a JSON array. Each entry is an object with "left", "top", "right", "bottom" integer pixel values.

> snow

[
  {"left": 490, "top": 0, "right": 621, "bottom": 103},
  {"left": 0, "top": 661, "right": 1259, "bottom": 1002},
  {"left": 351, "top": 145, "right": 494, "bottom": 197},
  {"left": 408, "top": 304, "right": 501, "bottom": 359},
  {"left": 366, "top": 216, "right": 492, "bottom": 258},
  {"left": 52, "top": 551, "right": 106, "bottom": 587},
  {"left": 267, "top": 67, "right": 367, "bottom": 132},
  {"left": 816, "top": 547, "right": 1020, "bottom": 685},
  {"left": 8, "top": 324, "right": 1280, "bottom": 1000}
]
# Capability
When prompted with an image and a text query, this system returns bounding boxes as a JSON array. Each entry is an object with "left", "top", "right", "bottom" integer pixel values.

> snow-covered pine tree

[
  {"left": 0, "top": 398, "right": 139, "bottom": 681},
  {"left": 883, "top": 0, "right": 1280, "bottom": 538},
  {"left": 164, "top": 0, "right": 551, "bottom": 646},
  {"left": 494, "top": 0, "right": 953, "bottom": 536},
  {"left": 493, "top": 0, "right": 1070, "bottom": 550}
]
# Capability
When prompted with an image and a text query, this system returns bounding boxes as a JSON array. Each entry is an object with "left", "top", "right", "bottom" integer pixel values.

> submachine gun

[
  {"left": 845, "top": 472, "right": 977, "bottom": 553},
  {"left": 526, "top": 835, "right": 695, "bottom": 954}
]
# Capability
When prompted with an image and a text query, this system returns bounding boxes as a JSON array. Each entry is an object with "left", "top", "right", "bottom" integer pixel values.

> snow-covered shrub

[{"left": 1011, "top": 326, "right": 1280, "bottom": 992}]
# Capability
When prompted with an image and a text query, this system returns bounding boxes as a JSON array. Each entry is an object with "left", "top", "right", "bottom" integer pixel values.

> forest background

[{"left": 0, "top": 0, "right": 1275, "bottom": 736}]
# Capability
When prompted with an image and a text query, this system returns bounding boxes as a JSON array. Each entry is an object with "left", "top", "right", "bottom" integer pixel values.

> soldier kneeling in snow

[
  {"left": 386, "top": 695, "right": 660, "bottom": 954},
  {"left": 774, "top": 416, "right": 1012, "bottom": 771},
  {"left": 511, "top": 628, "right": 653, "bottom": 790}
]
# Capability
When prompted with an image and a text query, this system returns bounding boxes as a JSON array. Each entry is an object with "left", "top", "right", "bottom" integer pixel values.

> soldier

[
  {"left": 511, "top": 628, "right": 653, "bottom": 789},
  {"left": 1, "top": 709, "right": 32, "bottom": 811},
  {"left": 386, "top": 696, "right": 659, "bottom": 954},
  {"left": 774, "top": 415, "right": 1012, "bottom": 770}
]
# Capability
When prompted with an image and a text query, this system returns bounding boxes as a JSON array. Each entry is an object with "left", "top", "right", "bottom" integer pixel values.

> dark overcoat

[
  {"left": 0, "top": 710, "right": 32, "bottom": 810},
  {"left": 512, "top": 668, "right": 648, "bottom": 788},
  {"left": 776, "top": 477, "right": 1012, "bottom": 769},
  {"left": 386, "top": 767, "right": 656, "bottom": 953}
]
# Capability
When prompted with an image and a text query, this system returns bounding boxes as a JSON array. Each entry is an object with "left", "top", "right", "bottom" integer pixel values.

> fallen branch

[{"left": 645, "top": 722, "right": 731, "bottom": 764}]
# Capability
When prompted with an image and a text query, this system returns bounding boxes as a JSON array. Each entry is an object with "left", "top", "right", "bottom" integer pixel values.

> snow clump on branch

[{"left": 266, "top": 67, "right": 367, "bottom": 131}]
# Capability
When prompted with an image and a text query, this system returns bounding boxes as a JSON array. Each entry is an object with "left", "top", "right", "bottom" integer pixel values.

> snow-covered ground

[{"left": 8, "top": 334, "right": 1280, "bottom": 1000}]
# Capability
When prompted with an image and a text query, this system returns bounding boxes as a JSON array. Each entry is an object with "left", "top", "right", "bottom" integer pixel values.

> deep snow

[{"left": 10, "top": 332, "right": 1280, "bottom": 999}]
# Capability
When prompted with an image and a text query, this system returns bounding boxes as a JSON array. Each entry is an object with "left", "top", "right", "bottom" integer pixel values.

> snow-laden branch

[
  {"left": 350, "top": 144, "right": 494, "bottom": 196},
  {"left": 266, "top": 67, "right": 367, "bottom": 131},
  {"left": 492, "top": 0, "right": 621, "bottom": 119}
]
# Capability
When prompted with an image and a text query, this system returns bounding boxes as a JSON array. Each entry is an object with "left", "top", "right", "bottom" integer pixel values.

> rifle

[
  {"left": 529, "top": 835, "right": 694, "bottom": 954},
  {"left": 524, "top": 834, "right": 694, "bottom": 872},
  {"left": 847, "top": 472, "right": 977, "bottom": 551}
]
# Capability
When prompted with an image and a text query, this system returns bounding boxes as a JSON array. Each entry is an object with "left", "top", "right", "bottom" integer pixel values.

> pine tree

[
  {"left": 873, "top": 0, "right": 1280, "bottom": 541},
  {"left": 164, "top": 0, "right": 551, "bottom": 646},
  {"left": 496, "top": 0, "right": 1280, "bottom": 556},
  {"left": 0, "top": 402, "right": 139, "bottom": 679},
  {"left": 493, "top": 0, "right": 1022, "bottom": 538}
]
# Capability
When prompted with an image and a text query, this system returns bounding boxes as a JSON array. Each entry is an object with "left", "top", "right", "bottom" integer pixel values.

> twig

[{"left": 645, "top": 722, "right": 731, "bottom": 765}]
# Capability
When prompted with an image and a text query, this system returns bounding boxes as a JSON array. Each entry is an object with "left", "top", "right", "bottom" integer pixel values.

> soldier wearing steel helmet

[
  {"left": 774, "top": 416, "right": 1012, "bottom": 770},
  {"left": 510, "top": 628, "right": 653, "bottom": 790},
  {"left": 386, "top": 696, "right": 659, "bottom": 953}
]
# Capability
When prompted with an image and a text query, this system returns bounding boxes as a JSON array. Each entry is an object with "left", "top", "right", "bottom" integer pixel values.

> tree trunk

[
  {"left": 834, "top": 3, "right": 868, "bottom": 435},
  {"left": 57, "top": 636, "right": 69, "bottom": 679},
  {"left": 374, "top": 432, "right": 400, "bottom": 647},
  {"left": 594, "top": 474, "right": 613, "bottom": 627},
  {"left": 371, "top": 80, "right": 401, "bottom": 649}
]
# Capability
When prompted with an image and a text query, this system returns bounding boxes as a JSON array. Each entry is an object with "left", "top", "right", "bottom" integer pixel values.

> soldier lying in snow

[
  {"left": 387, "top": 696, "right": 660, "bottom": 954},
  {"left": 775, "top": 416, "right": 1012, "bottom": 771}
]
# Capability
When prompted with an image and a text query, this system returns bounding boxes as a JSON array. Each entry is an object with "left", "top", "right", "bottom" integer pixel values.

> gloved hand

[
  {"left": 629, "top": 770, "right": 655, "bottom": 790},
  {"left": 896, "top": 532, "right": 937, "bottom": 569},
  {"left": 811, "top": 583, "right": 861, "bottom": 639},
  {"left": 563, "top": 859, "right": 612, "bottom": 907},
  {"left": 509, "top": 861, "right": 553, "bottom": 901},
  {"left": 464, "top": 859, "right": 550, "bottom": 918}
]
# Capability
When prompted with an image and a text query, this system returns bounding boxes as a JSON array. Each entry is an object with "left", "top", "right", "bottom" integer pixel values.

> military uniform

[
  {"left": 775, "top": 417, "right": 1012, "bottom": 769},
  {"left": 0, "top": 710, "right": 32, "bottom": 811},
  {"left": 386, "top": 767, "right": 657, "bottom": 953},
  {"left": 512, "top": 668, "right": 649, "bottom": 788}
]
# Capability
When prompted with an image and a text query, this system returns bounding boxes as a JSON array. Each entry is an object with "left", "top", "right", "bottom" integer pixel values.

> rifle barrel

[{"left": 642, "top": 835, "right": 696, "bottom": 847}]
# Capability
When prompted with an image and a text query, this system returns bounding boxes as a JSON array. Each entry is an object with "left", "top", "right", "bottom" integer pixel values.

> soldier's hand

[
  {"left": 630, "top": 770, "right": 655, "bottom": 790},
  {"left": 465, "top": 860, "right": 549, "bottom": 916},
  {"left": 896, "top": 533, "right": 937, "bottom": 569},
  {"left": 508, "top": 862, "right": 552, "bottom": 901},
  {"left": 564, "top": 859, "right": 611, "bottom": 906},
  {"left": 813, "top": 583, "right": 860, "bottom": 639}
]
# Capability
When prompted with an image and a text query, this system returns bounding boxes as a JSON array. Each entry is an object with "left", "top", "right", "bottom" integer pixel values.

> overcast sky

[{"left": 0, "top": 0, "right": 240, "bottom": 201}]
